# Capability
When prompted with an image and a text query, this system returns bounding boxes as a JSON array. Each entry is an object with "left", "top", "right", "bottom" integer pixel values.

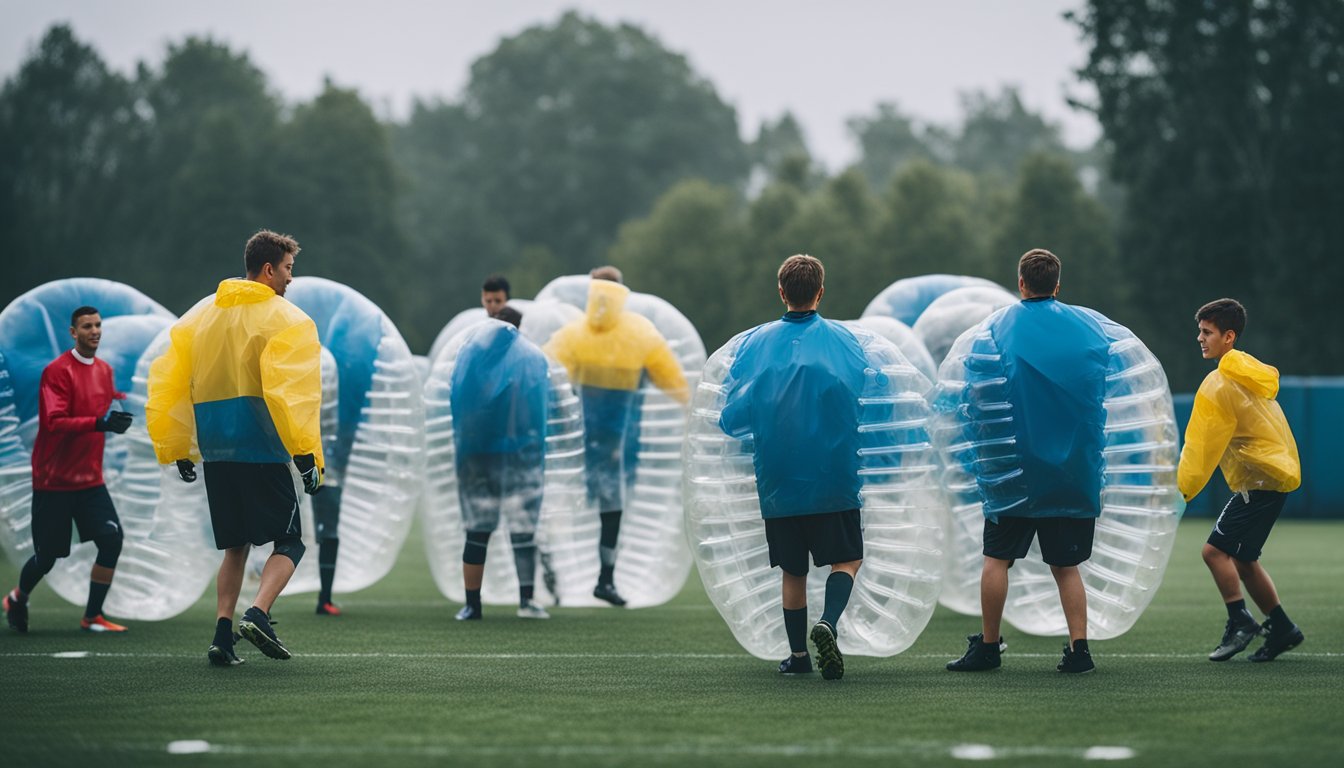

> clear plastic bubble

[
  {"left": 930, "top": 309, "right": 1183, "bottom": 638},
  {"left": 862, "top": 274, "right": 1005, "bottom": 326},
  {"left": 684, "top": 324, "right": 946, "bottom": 659},
  {"left": 843, "top": 316, "right": 938, "bottom": 385},
  {"left": 428, "top": 299, "right": 535, "bottom": 363},
  {"left": 0, "top": 280, "right": 217, "bottom": 619},
  {"left": 421, "top": 320, "right": 588, "bottom": 605},
  {"left": 911, "top": 286, "right": 1019, "bottom": 365}
]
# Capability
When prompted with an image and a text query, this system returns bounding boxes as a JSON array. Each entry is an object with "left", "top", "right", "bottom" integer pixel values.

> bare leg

[
  {"left": 1234, "top": 559, "right": 1281, "bottom": 615},
  {"left": 251, "top": 550, "right": 297, "bottom": 614},
  {"left": 1202, "top": 544, "right": 1244, "bottom": 603},
  {"left": 830, "top": 559, "right": 861, "bottom": 579},
  {"left": 90, "top": 564, "right": 114, "bottom": 586},
  {"left": 980, "top": 557, "right": 1011, "bottom": 642},
  {"left": 217, "top": 545, "right": 249, "bottom": 620},
  {"left": 463, "top": 563, "right": 485, "bottom": 592},
  {"left": 1051, "top": 564, "right": 1088, "bottom": 645},
  {"left": 781, "top": 570, "right": 807, "bottom": 611}
]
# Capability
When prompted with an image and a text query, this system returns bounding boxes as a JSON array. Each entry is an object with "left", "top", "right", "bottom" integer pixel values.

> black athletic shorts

[
  {"left": 764, "top": 509, "right": 863, "bottom": 576},
  {"left": 312, "top": 484, "right": 342, "bottom": 542},
  {"left": 203, "top": 461, "right": 300, "bottom": 550},
  {"left": 1208, "top": 490, "right": 1287, "bottom": 562},
  {"left": 31, "top": 485, "right": 121, "bottom": 558},
  {"left": 983, "top": 516, "right": 1096, "bottom": 567}
]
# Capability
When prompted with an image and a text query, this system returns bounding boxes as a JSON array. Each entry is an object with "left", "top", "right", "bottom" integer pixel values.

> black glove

[
  {"left": 294, "top": 453, "right": 323, "bottom": 495},
  {"left": 96, "top": 411, "right": 133, "bottom": 434},
  {"left": 175, "top": 459, "right": 197, "bottom": 483}
]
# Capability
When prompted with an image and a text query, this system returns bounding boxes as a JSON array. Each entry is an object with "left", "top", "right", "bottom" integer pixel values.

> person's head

[
  {"left": 481, "top": 274, "right": 510, "bottom": 316},
  {"left": 1017, "top": 248, "right": 1061, "bottom": 299},
  {"left": 245, "top": 230, "right": 300, "bottom": 297},
  {"left": 69, "top": 306, "right": 101, "bottom": 357},
  {"left": 1195, "top": 298, "right": 1246, "bottom": 360},
  {"left": 590, "top": 265, "right": 623, "bottom": 284},
  {"left": 495, "top": 304, "right": 523, "bottom": 329},
  {"left": 777, "top": 254, "right": 825, "bottom": 311}
]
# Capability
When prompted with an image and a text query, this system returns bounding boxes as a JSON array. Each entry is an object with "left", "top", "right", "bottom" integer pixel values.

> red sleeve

[{"left": 39, "top": 363, "right": 98, "bottom": 433}]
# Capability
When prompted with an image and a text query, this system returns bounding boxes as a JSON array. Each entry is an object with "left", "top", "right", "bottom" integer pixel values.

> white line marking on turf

[
  {"left": 50, "top": 651, "right": 89, "bottom": 658},
  {"left": 951, "top": 744, "right": 997, "bottom": 760},
  {"left": 1085, "top": 746, "right": 1138, "bottom": 760},
  {"left": 166, "top": 740, "right": 211, "bottom": 755}
]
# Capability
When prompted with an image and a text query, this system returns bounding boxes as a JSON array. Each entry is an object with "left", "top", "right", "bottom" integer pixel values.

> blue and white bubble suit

[
  {"left": 684, "top": 324, "right": 945, "bottom": 659},
  {"left": 531, "top": 276, "right": 703, "bottom": 607},
  {"left": 428, "top": 300, "right": 536, "bottom": 364},
  {"left": 422, "top": 319, "right": 587, "bottom": 604},
  {"left": 255, "top": 277, "right": 425, "bottom": 595},
  {"left": 862, "top": 274, "right": 1004, "bottom": 326},
  {"left": 0, "top": 279, "right": 217, "bottom": 618},
  {"left": 912, "top": 286, "right": 1018, "bottom": 365},
  {"left": 930, "top": 306, "right": 1182, "bottom": 637},
  {"left": 844, "top": 316, "right": 938, "bottom": 385}
]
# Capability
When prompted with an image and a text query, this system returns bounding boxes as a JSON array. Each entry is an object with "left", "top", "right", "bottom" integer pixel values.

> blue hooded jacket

[{"left": 450, "top": 321, "right": 550, "bottom": 459}]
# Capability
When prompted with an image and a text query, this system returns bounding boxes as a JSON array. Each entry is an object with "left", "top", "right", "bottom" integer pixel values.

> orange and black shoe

[
  {"left": 80, "top": 614, "right": 128, "bottom": 633},
  {"left": 315, "top": 601, "right": 342, "bottom": 617},
  {"left": 4, "top": 590, "right": 29, "bottom": 633}
]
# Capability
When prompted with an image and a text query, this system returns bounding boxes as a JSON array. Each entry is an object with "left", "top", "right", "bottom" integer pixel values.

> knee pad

[
  {"left": 274, "top": 537, "right": 306, "bottom": 568},
  {"left": 463, "top": 530, "right": 492, "bottom": 566},
  {"left": 508, "top": 532, "right": 536, "bottom": 551},
  {"left": 93, "top": 533, "right": 124, "bottom": 569}
]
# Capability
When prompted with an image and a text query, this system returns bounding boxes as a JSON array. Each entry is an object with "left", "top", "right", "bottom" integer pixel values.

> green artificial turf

[{"left": 2, "top": 519, "right": 1340, "bottom": 767}]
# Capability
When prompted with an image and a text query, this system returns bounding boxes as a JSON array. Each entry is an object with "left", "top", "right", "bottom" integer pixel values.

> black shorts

[
  {"left": 983, "top": 516, "right": 1096, "bottom": 567},
  {"left": 312, "top": 484, "right": 342, "bottom": 542},
  {"left": 457, "top": 451, "right": 544, "bottom": 533},
  {"left": 31, "top": 486, "right": 121, "bottom": 558},
  {"left": 203, "top": 462, "right": 300, "bottom": 550},
  {"left": 1208, "top": 490, "right": 1287, "bottom": 562},
  {"left": 764, "top": 509, "right": 864, "bottom": 576}
]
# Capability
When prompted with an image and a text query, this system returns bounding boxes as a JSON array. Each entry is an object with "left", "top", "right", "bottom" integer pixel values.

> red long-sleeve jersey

[{"left": 31, "top": 351, "right": 121, "bottom": 491}]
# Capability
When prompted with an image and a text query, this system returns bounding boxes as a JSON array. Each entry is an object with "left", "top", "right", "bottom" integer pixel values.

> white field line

[{"left": 3, "top": 650, "right": 1341, "bottom": 660}]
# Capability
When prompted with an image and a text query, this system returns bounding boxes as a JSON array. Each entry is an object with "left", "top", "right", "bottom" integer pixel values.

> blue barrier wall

[{"left": 1174, "top": 377, "right": 1344, "bottom": 518}]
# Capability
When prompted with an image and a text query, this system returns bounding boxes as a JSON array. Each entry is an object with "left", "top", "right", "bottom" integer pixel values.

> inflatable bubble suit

[
  {"left": 930, "top": 308, "right": 1183, "bottom": 638},
  {"left": 0, "top": 279, "right": 218, "bottom": 619},
  {"left": 862, "top": 274, "right": 1004, "bottom": 326},
  {"left": 843, "top": 316, "right": 938, "bottom": 385},
  {"left": 527, "top": 275, "right": 704, "bottom": 607},
  {"left": 422, "top": 319, "right": 587, "bottom": 605},
  {"left": 684, "top": 325, "right": 946, "bottom": 659},
  {"left": 245, "top": 277, "right": 425, "bottom": 595},
  {"left": 912, "top": 286, "right": 1018, "bottom": 365},
  {"left": 427, "top": 300, "right": 535, "bottom": 364}
]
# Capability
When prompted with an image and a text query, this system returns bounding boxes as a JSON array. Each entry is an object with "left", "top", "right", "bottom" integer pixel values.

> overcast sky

[{"left": 1, "top": 0, "right": 1100, "bottom": 171}]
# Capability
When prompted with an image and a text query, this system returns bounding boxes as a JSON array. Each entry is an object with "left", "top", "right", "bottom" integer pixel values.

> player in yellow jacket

[
  {"left": 147, "top": 230, "right": 324, "bottom": 667},
  {"left": 544, "top": 266, "right": 688, "bottom": 606},
  {"left": 1178, "top": 298, "right": 1303, "bottom": 663}
]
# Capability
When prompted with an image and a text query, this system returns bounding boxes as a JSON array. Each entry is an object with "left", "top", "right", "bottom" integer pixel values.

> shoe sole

[
  {"left": 946, "top": 660, "right": 1001, "bottom": 672},
  {"left": 1250, "top": 632, "right": 1304, "bottom": 663},
  {"left": 592, "top": 592, "right": 626, "bottom": 607},
  {"left": 238, "top": 621, "right": 292, "bottom": 660},
  {"left": 811, "top": 623, "right": 844, "bottom": 680},
  {"left": 207, "top": 646, "right": 244, "bottom": 667},
  {"left": 1059, "top": 666, "right": 1096, "bottom": 674}
]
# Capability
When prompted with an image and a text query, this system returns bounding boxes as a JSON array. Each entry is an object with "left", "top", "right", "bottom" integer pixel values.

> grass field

[{"left": 2, "top": 518, "right": 1341, "bottom": 767}]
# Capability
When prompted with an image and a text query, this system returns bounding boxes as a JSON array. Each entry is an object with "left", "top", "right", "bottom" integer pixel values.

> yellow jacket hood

[
  {"left": 585, "top": 280, "right": 629, "bottom": 332},
  {"left": 1218, "top": 349, "right": 1279, "bottom": 399},
  {"left": 214, "top": 278, "right": 277, "bottom": 308}
]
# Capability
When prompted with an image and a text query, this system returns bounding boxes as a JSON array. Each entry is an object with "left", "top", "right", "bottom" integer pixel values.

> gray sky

[{"left": 1, "top": 0, "right": 1099, "bottom": 171}]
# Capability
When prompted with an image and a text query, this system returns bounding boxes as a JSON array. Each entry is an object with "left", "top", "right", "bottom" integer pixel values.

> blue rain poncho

[
  {"left": 719, "top": 312, "right": 872, "bottom": 519},
  {"left": 451, "top": 321, "right": 550, "bottom": 459},
  {"left": 954, "top": 297, "right": 1110, "bottom": 520}
]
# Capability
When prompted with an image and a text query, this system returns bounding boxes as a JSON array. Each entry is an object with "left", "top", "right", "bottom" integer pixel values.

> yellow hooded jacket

[
  {"left": 543, "top": 279, "right": 689, "bottom": 402},
  {"left": 146, "top": 279, "right": 325, "bottom": 469},
  {"left": 1177, "top": 349, "right": 1300, "bottom": 501}
]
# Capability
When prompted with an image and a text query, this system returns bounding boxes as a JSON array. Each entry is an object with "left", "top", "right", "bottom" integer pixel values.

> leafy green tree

[
  {"left": 952, "top": 86, "right": 1067, "bottom": 177},
  {"left": 750, "top": 112, "right": 821, "bottom": 190},
  {"left": 847, "top": 101, "right": 949, "bottom": 191},
  {"left": 873, "top": 160, "right": 990, "bottom": 282}
]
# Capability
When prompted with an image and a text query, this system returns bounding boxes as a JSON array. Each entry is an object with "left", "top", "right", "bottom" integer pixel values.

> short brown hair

[
  {"left": 1018, "top": 248, "right": 1060, "bottom": 296},
  {"left": 590, "top": 265, "right": 623, "bottom": 284},
  {"left": 777, "top": 254, "right": 824, "bottom": 307},
  {"left": 245, "top": 230, "right": 300, "bottom": 276},
  {"left": 1196, "top": 298, "right": 1246, "bottom": 339}
]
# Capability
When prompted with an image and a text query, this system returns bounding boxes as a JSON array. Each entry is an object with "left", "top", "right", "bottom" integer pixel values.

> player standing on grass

[
  {"left": 1178, "top": 298, "right": 1304, "bottom": 662},
  {"left": 147, "top": 230, "right": 325, "bottom": 667},
  {"left": 718, "top": 254, "right": 864, "bottom": 680},
  {"left": 4, "top": 307, "right": 132, "bottom": 634}
]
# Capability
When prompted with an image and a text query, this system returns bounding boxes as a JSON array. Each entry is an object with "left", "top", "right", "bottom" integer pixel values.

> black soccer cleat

[
  {"left": 238, "top": 607, "right": 291, "bottom": 660},
  {"left": 810, "top": 620, "right": 844, "bottom": 680},
  {"left": 1209, "top": 615, "right": 1263, "bottom": 662},
  {"left": 1057, "top": 644, "right": 1096, "bottom": 674},
  {"left": 1249, "top": 619, "right": 1304, "bottom": 662},
  {"left": 946, "top": 633, "right": 1002, "bottom": 672},
  {"left": 3, "top": 592, "right": 28, "bottom": 633},
  {"left": 778, "top": 653, "right": 814, "bottom": 675},
  {"left": 207, "top": 644, "right": 245, "bottom": 667},
  {"left": 455, "top": 604, "right": 482, "bottom": 621},
  {"left": 592, "top": 582, "right": 627, "bottom": 607}
]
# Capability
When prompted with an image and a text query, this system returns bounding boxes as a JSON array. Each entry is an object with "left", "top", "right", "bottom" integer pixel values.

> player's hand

[
  {"left": 294, "top": 453, "right": 323, "bottom": 495},
  {"left": 175, "top": 459, "right": 197, "bottom": 483},
  {"left": 97, "top": 411, "right": 133, "bottom": 434}
]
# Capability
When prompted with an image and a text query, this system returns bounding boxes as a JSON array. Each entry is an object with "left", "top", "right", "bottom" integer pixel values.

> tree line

[{"left": 3, "top": 3, "right": 1341, "bottom": 391}]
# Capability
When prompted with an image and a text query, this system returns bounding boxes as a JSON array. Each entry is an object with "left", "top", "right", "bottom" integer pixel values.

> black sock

[
  {"left": 1268, "top": 604, "right": 1291, "bottom": 630},
  {"left": 318, "top": 538, "right": 339, "bottom": 604},
  {"left": 1225, "top": 599, "right": 1248, "bottom": 620},
  {"left": 213, "top": 617, "right": 233, "bottom": 647},
  {"left": 466, "top": 589, "right": 482, "bottom": 610},
  {"left": 820, "top": 571, "right": 854, "bottom": 630},
  {"left": 1072, "top": 638, "right": 1090, "bottom": 653},
  {"left": 783, "top": 607, "right": 808, "bottom": 654},
  {"left": 85, "top": 581, "right": 111, "bottom": 619},
  {"left": 598, "top": 511, "right": 622, "bottom": 585}
]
